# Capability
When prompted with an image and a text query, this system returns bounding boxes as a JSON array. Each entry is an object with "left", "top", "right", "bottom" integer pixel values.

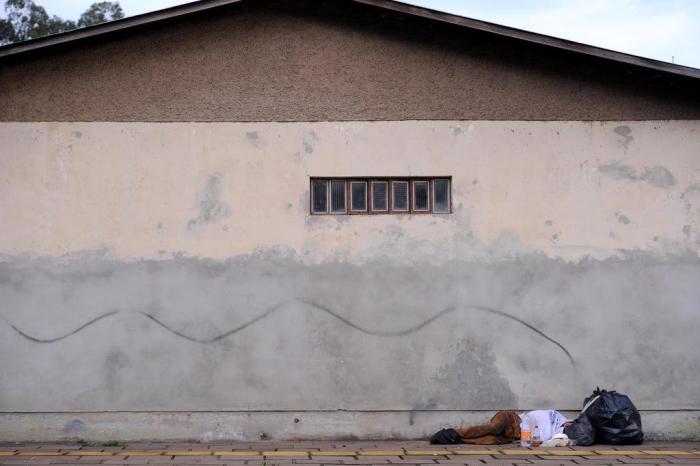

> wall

[
  {"left": 1, "top": 1, "right": 700, "bottom": 122},
  {"left": 1, "top": 120, "right": 699, "bottom": 440}
]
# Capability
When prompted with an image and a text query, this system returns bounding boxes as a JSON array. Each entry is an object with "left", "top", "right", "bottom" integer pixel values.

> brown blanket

[{"left": 455, "top": 410, "right": 521, "bottom": 444}]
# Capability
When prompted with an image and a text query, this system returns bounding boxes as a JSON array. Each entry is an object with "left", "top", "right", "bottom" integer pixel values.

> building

[{"left": 1, "top": 0, "right": 699, "bottom": 441}]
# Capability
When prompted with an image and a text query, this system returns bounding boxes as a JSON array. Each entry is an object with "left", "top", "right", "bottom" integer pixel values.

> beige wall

[
  {"left": 1, "top": 120, "right": 699, "bottom": 440},
  {"left": 1, "top": 121, "right": 698, "bottom": 261}
]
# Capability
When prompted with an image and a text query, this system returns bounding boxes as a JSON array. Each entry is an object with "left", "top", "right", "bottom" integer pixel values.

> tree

[
  {"left": 78, "top": 1, "right": 123, "bottom": 28},
  {"left": 0, "top": 0, "right": 123, "bottom": 45}
]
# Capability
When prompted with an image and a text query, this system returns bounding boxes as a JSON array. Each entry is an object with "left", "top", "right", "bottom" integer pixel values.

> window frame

[
  {"left": 349, "top": 180, "right": 368, "bottom": 213},
  {"left": 310, "top": 179, "right": 329, "bottom": 214},
  {"left": 370, "top": 180, "right": 389, "bottom": 213},
  {"left": 412, "top": 179, "right": 431, "bottom": 213},
  {"left": 310, "top": 177, "right": 451, "bottom": 215},
  {"left": 391, "top": 179, "right": 410, "bottom": 213},
  {"left": 330, "top": 179, "right": 347, "bottom": 214},
  {"left": 432, "top": 178, "right": 451, "bottom": 214}
]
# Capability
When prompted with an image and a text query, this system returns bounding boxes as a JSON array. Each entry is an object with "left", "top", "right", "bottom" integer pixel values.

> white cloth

[{"left": 519, "top": 410, "right": 569, "bottom": 442}]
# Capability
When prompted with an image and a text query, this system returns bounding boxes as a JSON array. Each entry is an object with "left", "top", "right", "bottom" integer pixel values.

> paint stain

[{"left": 544, "top": 220, "right": 553, "bottom": 226}]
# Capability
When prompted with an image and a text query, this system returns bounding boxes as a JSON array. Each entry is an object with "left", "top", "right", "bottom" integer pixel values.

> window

[
  {"left": 433, "top": 179, "right": 450, "bottom": 214},
  {"left": 350, "top": 181, "right": 367, "bottom": 212},
  {"left": 311, "top": 180, "right": 328, "bottom": 214},
  {"left": 330, "top": 180, "right": 346, "bottom": 213},
  {"left": 392, "top": 181, "right": 409, "bottom": 212},
  {"left": 371, "top": 181, "right": 388, "bottom": 212},
  {"left": 311, "top": 177, "right": 450, "bottom": 215},
  {"left": 413, "top": 180, "right": 429, "bottom": 211}
]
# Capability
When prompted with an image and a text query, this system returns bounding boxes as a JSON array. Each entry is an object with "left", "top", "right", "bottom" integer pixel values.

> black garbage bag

[
  {"left": 563, "top": 413, "right": 595, "bottom": 446},
  {"left": 430, "top": 428, "right": 461, "bottom": 444},
  {"left": 584, "top": 388, "right": 643, "bottom": 444}
]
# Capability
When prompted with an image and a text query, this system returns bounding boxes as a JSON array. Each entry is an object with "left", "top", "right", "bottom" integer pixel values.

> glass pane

[
  {"left": 413, "top": 181, "right": 429, "bottom": 211},
  {"left": 372, "top": 182, "right": 388, "bottom": 211},
  {"left": 433, "top": 179, "right": 450, "bottom": 213},
  {"left": 330, "top": 180, "right": 346, "bottom": 213},
  {"left": 311, "top": 180, "right": 327, "bottom": 213},
  {"left": 392, "top": 181, "right": 408, "bottom": 211},
  {"left": 351, "top": 182, "right": 367, "bottom": 211}
]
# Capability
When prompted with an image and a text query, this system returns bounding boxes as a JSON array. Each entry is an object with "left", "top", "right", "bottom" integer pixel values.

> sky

[{"left": 19, "top": 0, "right": 700, "bottom": 69}]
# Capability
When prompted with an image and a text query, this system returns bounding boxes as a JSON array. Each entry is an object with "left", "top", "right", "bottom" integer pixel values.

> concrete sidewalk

[{"left": 1, "top": 440, "right": 699, "bottom": 465}]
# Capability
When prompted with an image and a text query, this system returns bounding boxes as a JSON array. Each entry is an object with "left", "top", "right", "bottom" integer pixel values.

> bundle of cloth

[{"left": 451, "top": 410, "right": 569, "bottom": 445}]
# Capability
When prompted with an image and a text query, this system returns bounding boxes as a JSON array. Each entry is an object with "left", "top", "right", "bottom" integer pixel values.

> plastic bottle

[
  {"left": 531, "top": 424, "right": 541, "bottom": 447},
  {"left": 520, "top": 416, "right": 531, "bottom": 447}
]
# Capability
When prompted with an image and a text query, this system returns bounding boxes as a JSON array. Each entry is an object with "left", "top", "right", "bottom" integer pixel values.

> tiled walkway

[{"left": 1, "top": 441, "right": 699, "bottom": 465}]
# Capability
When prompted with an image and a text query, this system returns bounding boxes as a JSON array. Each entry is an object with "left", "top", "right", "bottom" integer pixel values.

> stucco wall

[
  {"left": 1, "top": 120, "right": 699, "bottom": 439},
  {"left": 1, "top": 1, "right": 699, "bottom": 122}
]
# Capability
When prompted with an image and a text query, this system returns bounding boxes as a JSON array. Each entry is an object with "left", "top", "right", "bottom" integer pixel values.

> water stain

[
  {"left": 302, "top": 130, "right": 318, "bottom": 154},
  {"left": 598, "top": 162, "right": 675, "bottom": 188},
  {"left": 616, "top": 212, "right": 631, "bottom": 225},
  {"left": 429, "top": 339, "right": 517, "bottom": 408},
  {"left": 63, "top": 419, "right": 85, "bottom": 434},
  {"left": 187, "top": 175, "right": 232, "bottom": 230},
  {"left": 614, "top": 125, "right": 633, "bottom": 148}
]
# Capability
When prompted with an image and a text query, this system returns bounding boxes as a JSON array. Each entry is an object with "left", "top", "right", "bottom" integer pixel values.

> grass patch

[{"left": 101, "top": 440, "right": 126, "bottom": 448}]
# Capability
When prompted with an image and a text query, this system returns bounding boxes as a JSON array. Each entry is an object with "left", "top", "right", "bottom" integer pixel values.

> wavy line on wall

[{"left": 1, "top": 299, "right": 575, "bottom": 366}]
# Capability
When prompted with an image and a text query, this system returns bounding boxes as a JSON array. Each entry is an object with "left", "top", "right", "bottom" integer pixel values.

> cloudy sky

[{"left": 29, "top": 0, "right": 700, "bottom": 69}]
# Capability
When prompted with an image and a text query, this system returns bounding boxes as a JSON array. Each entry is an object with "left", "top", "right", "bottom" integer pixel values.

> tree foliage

[
  {"left": 0, "top": 0, "right": 124, "bottom": 45},
  {"left": 78, "top": 1, "right": 123, "bottom": 28}
]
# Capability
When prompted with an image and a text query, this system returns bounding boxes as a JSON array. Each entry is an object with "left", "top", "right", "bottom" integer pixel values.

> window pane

[
  {"left": 311, "top": 180, "right": 327, "bottom": 213},
  {"left": 413, "top": 181, "right": 429, "bottom": 211},
  {"left": 392, "top": 181, "right": 408, "bottom": 211},
  {"left": 330, "top": 180, "right": 346, "bottom": 213},
  {"left": 433, "top": 179, "right": 450, "bottom": 213},
  {"left": 371, "top": 181, "right": 388, "bottom": 211},
  {"left": 351, "top": 182, "right": 367, "bottom": 211}
]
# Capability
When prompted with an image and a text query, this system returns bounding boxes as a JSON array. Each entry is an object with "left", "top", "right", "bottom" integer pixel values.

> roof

[{"left": 0, "top": 0, "right": 699, "bottom": 80}]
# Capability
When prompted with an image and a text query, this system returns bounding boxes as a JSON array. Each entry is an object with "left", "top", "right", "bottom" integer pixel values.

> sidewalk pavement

[{"left": 1, "top": 440, "right": 699, "bottom": 465}]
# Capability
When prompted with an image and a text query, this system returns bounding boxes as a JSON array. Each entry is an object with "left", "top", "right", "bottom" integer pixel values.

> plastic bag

[
  {"left": 563, "top": 413, "right": 595, "bottom": 446},
  {"left": 584, "top": 388, "right": 643, "bottom": 444},
  {"left": 430, "top": 428, "right": 461, "bottom": 444}
]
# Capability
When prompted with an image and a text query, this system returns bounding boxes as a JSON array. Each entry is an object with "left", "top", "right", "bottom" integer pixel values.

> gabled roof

[{"left": 0, "top": 0, "right": 699, "bottom": 80}]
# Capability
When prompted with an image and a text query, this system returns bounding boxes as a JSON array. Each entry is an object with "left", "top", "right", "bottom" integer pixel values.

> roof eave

[{"left": 0, "top": 0, "right": 698, "bottom": 80}]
